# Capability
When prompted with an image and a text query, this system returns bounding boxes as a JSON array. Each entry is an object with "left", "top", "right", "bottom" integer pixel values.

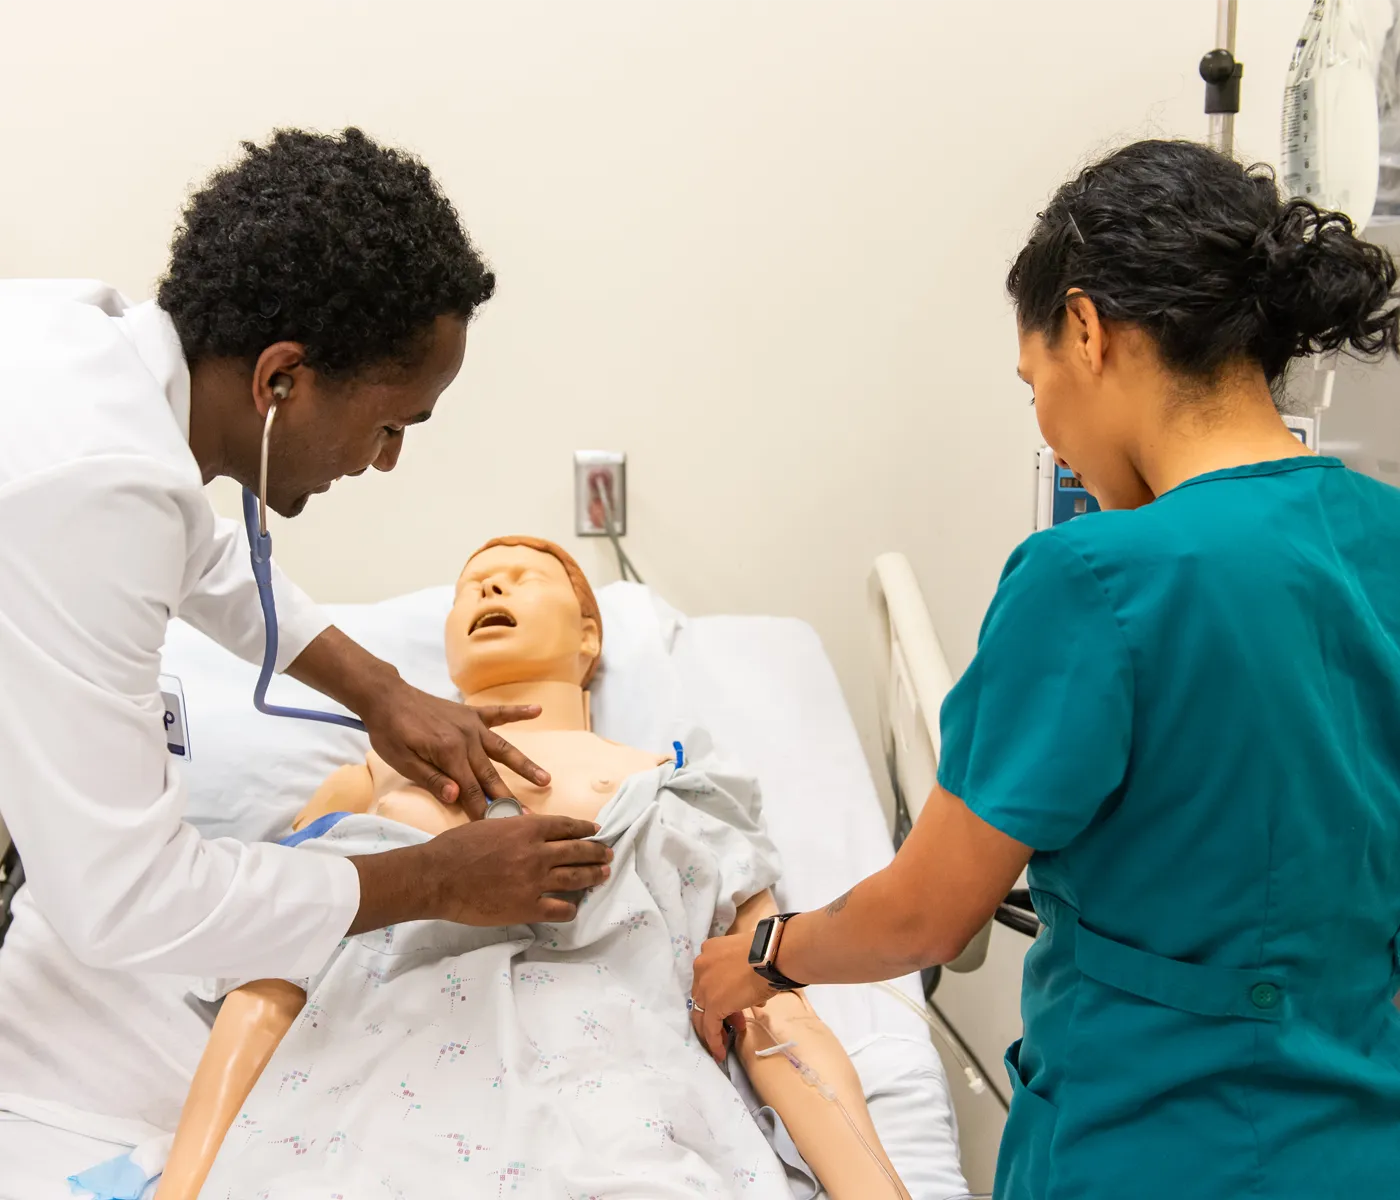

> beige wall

[{"left": 0, "top": 0, "right": 1308, "bottom": 796}]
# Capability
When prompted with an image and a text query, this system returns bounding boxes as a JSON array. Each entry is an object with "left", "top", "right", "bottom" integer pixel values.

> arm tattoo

[{"left": 824, "top": 889, "right": 853, "bottom": 918}]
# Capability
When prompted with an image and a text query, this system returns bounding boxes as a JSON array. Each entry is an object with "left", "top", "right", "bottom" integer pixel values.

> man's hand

[
  {"left": 361, "top": 681, "right": 549, "bottom": 818},
  {"left": 349, "top": 815, "right": 612, "bottom": 932},
  {"left": 286, "top": 627, "right": 550, "bottom": 817}
]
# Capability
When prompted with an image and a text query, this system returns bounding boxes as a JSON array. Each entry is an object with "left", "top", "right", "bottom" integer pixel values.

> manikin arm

[
  {"left": 292, "top": 749, "right": 426, "bottom": 832},
  {"left": 159, "top": 767, "right": 442, "bottom": 1198},
  {"left": 728, "top": 893, "right": 910, "bottom": 1200},
  {"left": 154, "top": 979, "right": 306, "bottom": 1200},
  {"left": 291, "top": 762, "right": 375, "bottom": 832}
]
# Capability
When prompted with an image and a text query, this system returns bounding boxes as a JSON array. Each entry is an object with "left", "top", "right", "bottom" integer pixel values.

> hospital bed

[
  {"left": 0, "top": 581, "right": 971, "bottom": 1199},
  {"left": 870, "top": 553, "right": 1038, "bottom": 1196}
]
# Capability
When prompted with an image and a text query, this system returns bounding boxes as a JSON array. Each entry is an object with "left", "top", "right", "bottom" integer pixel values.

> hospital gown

[{"left": 199, "top": 759, "right": 793, "bottom": 1199}]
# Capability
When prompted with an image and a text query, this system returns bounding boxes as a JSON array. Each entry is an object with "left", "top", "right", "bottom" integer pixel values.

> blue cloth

[
  {"left": 67, "top": 1153, "right": 153, "bottom": 1200},
  {"left": 278, "top": 810, "right": 351, "bottom": 847},
  {"left": 938, "top": 458, "right": 1400, "bottom": 1199}
]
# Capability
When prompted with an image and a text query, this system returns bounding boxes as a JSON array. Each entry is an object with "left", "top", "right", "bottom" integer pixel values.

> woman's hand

[{"left": 690, "top": 930, "right": 779, "bottom": 1063}]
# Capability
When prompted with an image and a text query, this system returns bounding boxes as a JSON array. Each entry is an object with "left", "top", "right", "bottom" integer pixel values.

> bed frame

[{"left": 868, "top": 552, "right": 992, "bottom": 974}]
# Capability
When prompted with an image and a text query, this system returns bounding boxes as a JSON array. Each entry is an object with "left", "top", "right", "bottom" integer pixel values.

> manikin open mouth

[{"left": 470, "top": 609, "right": 518, "bottom": 634}]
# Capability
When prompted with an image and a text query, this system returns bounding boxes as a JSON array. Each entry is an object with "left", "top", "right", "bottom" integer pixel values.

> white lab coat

[{"left": 0, "top": 280, "right": 357, "bottom": 979}]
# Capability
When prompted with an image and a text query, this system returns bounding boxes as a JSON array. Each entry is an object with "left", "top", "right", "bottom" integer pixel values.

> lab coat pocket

[{"left": 995, "top": 1037, "right": 1059, "bottom": 1200}]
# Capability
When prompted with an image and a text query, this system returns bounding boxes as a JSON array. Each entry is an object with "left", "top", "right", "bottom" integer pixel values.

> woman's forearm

[
  {"left": 777, "top": 786, "right": 1033, "bottom": 986},
  {"left": 776, "top": 868, "right": 929, "bottom": 985},
  {"left": 689, "top": 787, "right": 1032, "bottom": 1036}
]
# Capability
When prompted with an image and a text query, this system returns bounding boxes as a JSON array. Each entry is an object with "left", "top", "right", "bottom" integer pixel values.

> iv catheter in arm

[{"left": 241, "top": 401, "right": 367, "bottom": 733}]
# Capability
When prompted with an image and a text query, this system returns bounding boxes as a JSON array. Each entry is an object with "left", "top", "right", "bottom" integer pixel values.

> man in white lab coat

[{"left": 0, "top": 128, "right": 609, "bottom": 983}]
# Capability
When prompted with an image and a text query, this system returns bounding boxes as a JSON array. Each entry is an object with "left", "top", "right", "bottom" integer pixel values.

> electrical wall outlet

[{"left": 574, "top": 450, "right": 626, "bottom": 537}]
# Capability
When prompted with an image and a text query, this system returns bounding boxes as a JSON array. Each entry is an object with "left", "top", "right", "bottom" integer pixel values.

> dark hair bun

[
  {"left": 1008, "top": 140, "right": 1400, "bottom": 385},
  {"left": 1251, "top": 200, "right": 1399, "bottom": 379}
]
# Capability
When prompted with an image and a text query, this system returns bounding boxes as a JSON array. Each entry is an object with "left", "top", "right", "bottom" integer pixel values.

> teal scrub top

[{"left": 937, "top": 457, "right": 1400, "bottom": 1200}]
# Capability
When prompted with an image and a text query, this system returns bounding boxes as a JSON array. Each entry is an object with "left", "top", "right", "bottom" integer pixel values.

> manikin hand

[{"left": 361, "top": 682, "right": 549, "bottom": 818}]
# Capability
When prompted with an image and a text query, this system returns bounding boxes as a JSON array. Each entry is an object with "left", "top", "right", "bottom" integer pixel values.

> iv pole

[
  {"left": 1201, "top": 0, "right": 1243, "bottom": 154},
  {"left": 1201, "top": 1, "right": 1335, "bottom": 447}
]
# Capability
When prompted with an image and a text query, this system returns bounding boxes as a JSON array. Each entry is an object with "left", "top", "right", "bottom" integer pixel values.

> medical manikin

[{"left": 156, "top": 538, "right": 909, "bottom": 1199}]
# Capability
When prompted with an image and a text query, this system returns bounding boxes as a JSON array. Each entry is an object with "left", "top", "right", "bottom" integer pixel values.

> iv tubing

[
  {"left": 874, "top": 980, "right": 1002, "bottom": 1108},
  {"left": 748, "top": 1011, "right": 909, "bottom": 1199}
]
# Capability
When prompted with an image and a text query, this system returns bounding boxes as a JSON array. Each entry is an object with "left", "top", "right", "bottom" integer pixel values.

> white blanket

[{"left": 201, "top": 755, "right": 796, "bottom": 1199}]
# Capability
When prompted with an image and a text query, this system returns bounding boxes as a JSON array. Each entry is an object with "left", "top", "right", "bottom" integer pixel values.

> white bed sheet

[
  {"left": 0, "top": 595, "right": 965, "bottom": 1199},
  {"left": 0, "top": 1106, "right": 162, "bottom": 1200}
]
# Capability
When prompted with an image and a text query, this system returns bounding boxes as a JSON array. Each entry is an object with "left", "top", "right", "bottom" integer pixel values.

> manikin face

[{"left": 446, "top": 544, "right": 601, "bottom": 695}]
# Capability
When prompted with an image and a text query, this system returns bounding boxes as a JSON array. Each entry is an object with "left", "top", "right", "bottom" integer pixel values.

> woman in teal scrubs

[{"left": 689, "top": 140, "right": 1400, "bottom": 1198}]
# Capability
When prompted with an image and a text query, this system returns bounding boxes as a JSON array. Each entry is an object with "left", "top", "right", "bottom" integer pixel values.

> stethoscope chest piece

[{"left": 483, "top": 797, "right": 525, "bottom": 820}]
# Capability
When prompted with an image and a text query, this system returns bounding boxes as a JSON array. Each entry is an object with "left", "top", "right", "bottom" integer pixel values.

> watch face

[{"left": 748, "top": 920, "right": 771, "bottom": 965}]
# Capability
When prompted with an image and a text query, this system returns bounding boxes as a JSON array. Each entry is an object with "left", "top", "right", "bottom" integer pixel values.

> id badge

[{"left": 158, "top": 674, "right": 192, "bottom": 761}]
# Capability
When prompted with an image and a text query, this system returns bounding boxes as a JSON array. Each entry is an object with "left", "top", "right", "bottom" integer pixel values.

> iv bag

[
  {"left": 1374, "top": 0, "right": 1400, "bottom": 221},
  {"left": 1281, "top": 0, "right": 1388, "bottom": 229}
]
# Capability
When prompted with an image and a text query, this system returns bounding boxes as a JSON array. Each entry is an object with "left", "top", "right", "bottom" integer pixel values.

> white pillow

[
  {"left": 161, "top": 586, "right": 454, "bottom": 843},
  {"left": 162, "top": 581, "right": 690, "bottom": 843}
]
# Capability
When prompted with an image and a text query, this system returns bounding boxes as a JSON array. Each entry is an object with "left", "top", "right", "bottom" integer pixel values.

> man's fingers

[
  {"left": 543, "top": 838, "right": 612, "bottom": 867},
  {"left": 452, "top": 770, "right": 489, "bottom": 820},
  {"left": 481, "top": 729, "right": 550, "bottom": 787},
  {"left": 432, "top": 734, "right": 488, "bottom": 804},
  {"left": 400, "top": 761, "right": 460, "bottom": 808},
  {"left": 474, "top": 704, "right": 542, "bottom": 728},
  {"left": 535, "top": 897, "right": 579, "bottom": 923},
  {"left": 730, "top": 1009, "right": 750, "bottom": 1039},
  {"left": 546, "top": 864, "right": 610, "bottom": 892},
  {"left": 465, "top": 741, "right": 513, "bottom": 803},
  {"left": 533, "top": 815, "right": 605, "bottom": 842}
]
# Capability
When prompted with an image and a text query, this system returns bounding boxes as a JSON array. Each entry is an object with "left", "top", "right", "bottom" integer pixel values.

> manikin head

[
  {"left": 446, "top": 538, "right": 603, "bottom": 697},
  {"left": 159, "top": 127, "right": 495, "bottom": 518}
]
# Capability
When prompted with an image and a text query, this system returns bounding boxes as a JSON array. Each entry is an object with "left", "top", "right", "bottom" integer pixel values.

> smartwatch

[{"left": 748, "top": 913, "right": 806, "bottom": 990}]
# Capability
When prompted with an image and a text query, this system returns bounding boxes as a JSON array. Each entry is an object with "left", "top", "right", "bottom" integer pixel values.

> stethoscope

[{"left": 240, "top": 396, "right": 525, "bottom": 820}]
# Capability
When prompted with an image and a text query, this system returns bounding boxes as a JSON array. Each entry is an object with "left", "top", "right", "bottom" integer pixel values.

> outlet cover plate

[{"left": 574, "top": 450, "right": 626, "bottom": 537}]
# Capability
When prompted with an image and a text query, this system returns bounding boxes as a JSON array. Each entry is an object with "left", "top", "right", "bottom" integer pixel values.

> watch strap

[
  {"left": 752, "top": 912, "right": 805, "bottom": 990},
  {"left": 753, "top": 960, "right": 807, "bottom": 990}
]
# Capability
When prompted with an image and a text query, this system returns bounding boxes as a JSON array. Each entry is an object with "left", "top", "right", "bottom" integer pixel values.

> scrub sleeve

[
  {"left": 935, "top": 534, "right": 1133, "bottom": 1199},
  {"left": 937, "top": 533, "right": 1133, "bottom": 853}
]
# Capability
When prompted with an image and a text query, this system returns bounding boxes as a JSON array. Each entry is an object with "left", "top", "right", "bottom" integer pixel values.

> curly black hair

[
  {"left": 1008, "top": 139, "right": 1399, "bottom": 386},
  {"left": 157, "top": 127, "right": 495, "bottom": 376}
]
